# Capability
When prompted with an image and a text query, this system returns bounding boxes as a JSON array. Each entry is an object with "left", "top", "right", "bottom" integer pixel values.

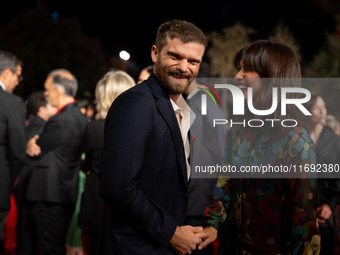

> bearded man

[{"left": 99, "top": 20, "right": 207, "bottom": 255}]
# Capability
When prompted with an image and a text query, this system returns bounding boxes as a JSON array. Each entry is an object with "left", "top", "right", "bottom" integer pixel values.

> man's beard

[{"left": 154, "top": 62, "right": 192, "bottom": 95}]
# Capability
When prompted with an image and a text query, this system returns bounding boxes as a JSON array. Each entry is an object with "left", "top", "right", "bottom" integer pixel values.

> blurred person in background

[
  {"left": 326, "top": 114, "right": 340, "bottom": 137},
  {"left": 305, "top": 93, "right": 340, "bottom": 255},
  {"left": 0, "top": 50, "right": 25, "bottom": 253},
  {"left": 17, "top": 91, "right": 57, "bottom": 255},
  {"left": 25, "top": 91, "right": 58, "bottom": 138},
  {"left": 77, "top": 99, "right": 95, "bottom": 121},
  {"left": 137, "top": 65, "right": 153, "bottom": 83},
  {"left": 78, "top": 70, "right": 135, "bottom": 255},
  {"left": 25, "top": 69, "right": 87, "bottom": 255}
]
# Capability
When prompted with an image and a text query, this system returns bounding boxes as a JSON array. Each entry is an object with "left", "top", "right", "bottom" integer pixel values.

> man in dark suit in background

[
  {"left": 26, "top": 69, "right": 87, "bottom": 255},
  {"left": 17, "top": 91, "right": 57, "bottom": 255},
  {"left": 99, "top": 20, "right": 207, "bottom": 255},
  {"left": 25, "top": 91, "right": 58, "bottom": 140},
  {"left": 0, "top": 51, "right": 26, "bottom": 253}
]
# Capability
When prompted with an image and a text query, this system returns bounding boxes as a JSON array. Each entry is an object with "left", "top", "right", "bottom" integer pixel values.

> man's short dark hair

[
  {"left": 155, "top": 19, "right": 207, "bottom": 51},
  {"left": 26, "top": 91, "right": 48, "bottom": 116},
  {"left": 0, "top": 50, "right": 23, "bottom": 75}
]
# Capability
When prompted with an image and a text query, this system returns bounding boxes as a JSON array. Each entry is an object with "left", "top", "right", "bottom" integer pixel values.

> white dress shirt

[
  {"left": 170, "top": 95, "right": 196, "bottom": 180},
  {"left": 0, "top": 80, "right": 6, "bottom": 91}
]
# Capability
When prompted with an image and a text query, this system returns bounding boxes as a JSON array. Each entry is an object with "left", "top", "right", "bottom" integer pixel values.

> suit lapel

[{"left": 147, "top": 75, "right": 189, "bottom": 190}]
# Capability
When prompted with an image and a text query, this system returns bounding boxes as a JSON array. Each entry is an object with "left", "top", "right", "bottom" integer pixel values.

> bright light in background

[{"left": 119, "top": 50, "right": 130, "bottom": 61}]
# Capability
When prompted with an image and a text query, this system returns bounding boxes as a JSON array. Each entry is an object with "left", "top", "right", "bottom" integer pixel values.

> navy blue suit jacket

[{"left": 99, "top": 74, "right": 189, "bottom": 254}]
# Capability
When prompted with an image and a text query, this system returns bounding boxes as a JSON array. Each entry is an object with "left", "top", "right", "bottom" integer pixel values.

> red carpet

[{"left": 4, "top": 195, "right": 17, "bottom": 255}]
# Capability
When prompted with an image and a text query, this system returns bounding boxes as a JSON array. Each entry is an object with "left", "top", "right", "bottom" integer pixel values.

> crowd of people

[{"left": 0, "top": 19, "right": 340, "bottom": 255}]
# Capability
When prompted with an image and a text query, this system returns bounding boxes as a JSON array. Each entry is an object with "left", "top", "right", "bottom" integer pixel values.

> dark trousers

[
  {"left": 26, "top": 201, "right": 75, "bottom": 255},
  {"left": 83, "top": 232, "right": 98, "bottom": 255},
  {"left": 0, "top": 210, "right": 9, "bottom": 234},
  {"left": 17, "top": 201, "right": 37, "bottom": 255},
  {"left": 319, "top": 224, "right": 336, "bottom": 255},
  {"left": 0, "top": 209, "right": 9, "bottom": 253}
]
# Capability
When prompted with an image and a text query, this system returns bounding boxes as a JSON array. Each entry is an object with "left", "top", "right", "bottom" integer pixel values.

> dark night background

[{"left": 1, "top": 0, "right": 339, "bottom": 100}]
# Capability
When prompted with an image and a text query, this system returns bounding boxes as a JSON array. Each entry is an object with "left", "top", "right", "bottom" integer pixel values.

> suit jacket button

[{"left": 184, "top": 193, "right": 188, "bottom": 197}]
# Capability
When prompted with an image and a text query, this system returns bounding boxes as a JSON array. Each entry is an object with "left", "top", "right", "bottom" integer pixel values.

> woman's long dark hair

[{"left": 234, "top": 40, "right": 313, "bottom": 133}]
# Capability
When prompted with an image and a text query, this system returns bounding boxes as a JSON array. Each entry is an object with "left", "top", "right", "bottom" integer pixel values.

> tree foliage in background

[
  {"left": 303, "top": 34, "right": 340, "bottom": 76},
  {"left": 0, "top": 7, "right": 107, "bottom": 99},
  {"left": 269, "top": 20, "right": 302, "bottom": 61},
  {"left": 302, "top": 15, "right": 340, "bottom": 118},
  {"left": 207, "top": 21, "right": 302, "bottom": 78},
  {"left": 207, "top": 22, "right": 255, "bottom": 78}
]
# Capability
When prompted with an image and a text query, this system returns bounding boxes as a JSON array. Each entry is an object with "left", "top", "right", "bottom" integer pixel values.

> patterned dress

[{"left": 205, "top": 126, "right": 321, "bottom": 255}]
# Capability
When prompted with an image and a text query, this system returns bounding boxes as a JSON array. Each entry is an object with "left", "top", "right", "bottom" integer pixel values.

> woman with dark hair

[
  {"left": 198, "top": 40, "right": 320, "bottom": 255},
  {"left": 305, "top": 93, "right": 340, "bottom": 255},
  {"left": 231, "top": 39, "right": 312, "bottom": 132}
]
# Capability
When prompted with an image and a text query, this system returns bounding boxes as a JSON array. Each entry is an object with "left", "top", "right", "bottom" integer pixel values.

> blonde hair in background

[{"left": 95, "top": 70, "right": 135, "bottom": 119}]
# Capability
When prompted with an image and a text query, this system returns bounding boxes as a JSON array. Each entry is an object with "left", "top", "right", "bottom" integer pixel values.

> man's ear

[
  {"left": 151, "top": 45, "right": 159, "bottom": 63},
  {"left": 0, "top": 68, "right": 12, "bottom": 85},
  {"left": 54, "top": 85, "right": 64, "bottom": 97}
]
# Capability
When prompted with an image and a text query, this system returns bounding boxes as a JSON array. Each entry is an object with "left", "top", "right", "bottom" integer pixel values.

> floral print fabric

[{"left": 205, "top": 126, "right": 320, "bottom": 255}]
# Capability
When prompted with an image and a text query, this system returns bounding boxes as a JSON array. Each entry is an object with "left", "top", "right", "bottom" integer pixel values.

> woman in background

[
  {"left": 305, "top": 93, "right": 340, "bottom": 255},
  {"left": 325, "top": 115, "right": 340, "bottom": 136},
  {"left": 78, "top": 70, "right": 135, "bottom": 255}
]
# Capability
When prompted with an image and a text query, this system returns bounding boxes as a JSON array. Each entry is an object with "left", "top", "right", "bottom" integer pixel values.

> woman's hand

[
  {"left": 197, "top": 226, "right": 218, "bottom": 251},
  {"left": 317, "top": 204, "right": 332, "bottom": 224}
]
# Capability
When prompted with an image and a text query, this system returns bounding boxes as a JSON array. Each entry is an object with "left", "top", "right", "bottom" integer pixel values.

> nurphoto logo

[
  {"left": 197, "top": 83, "right": 222, "bottom": 115},
  {"left": 200, "top": 83, "right": 312, "bottom": 128}
]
